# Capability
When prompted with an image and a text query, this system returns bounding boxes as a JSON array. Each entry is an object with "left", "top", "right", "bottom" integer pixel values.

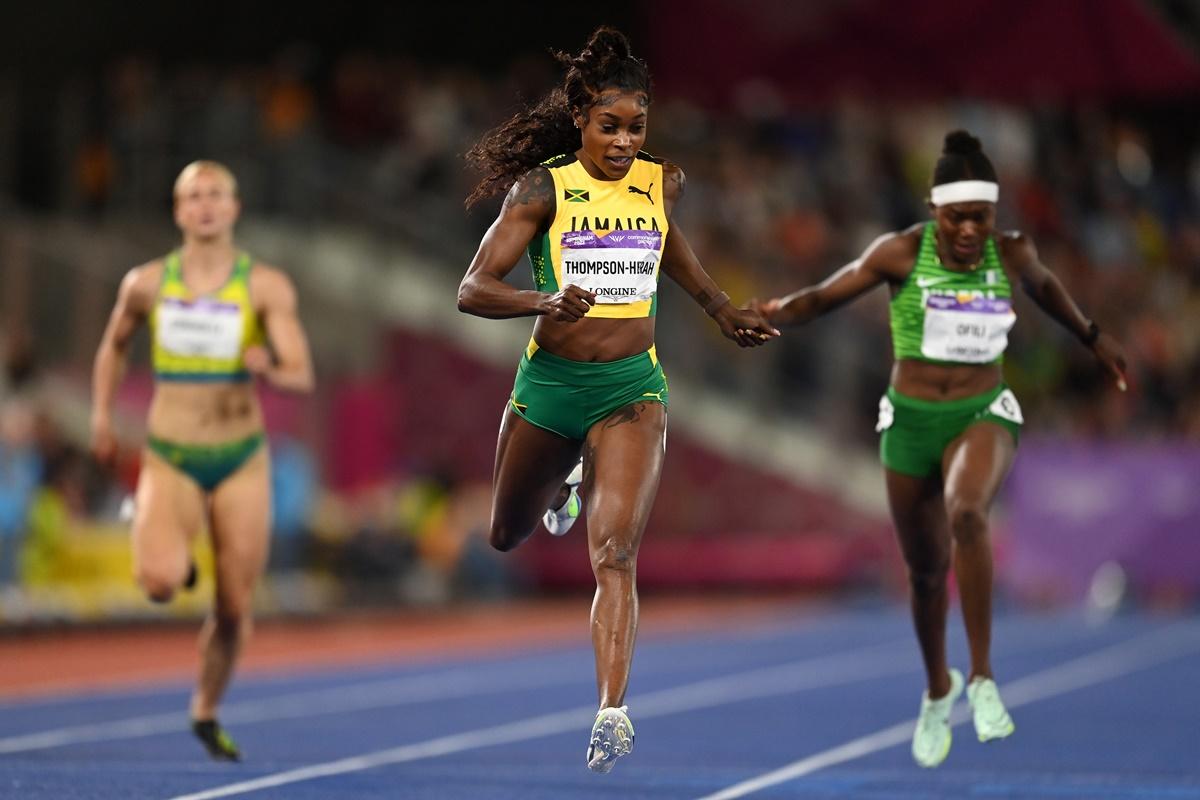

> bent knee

[
  {"left": 136, "top": 564, "right": 188, "bottom": 603},
  {"left": 489, "top": 524, "right": 521, "bottom": 552},
  {"left": 489, "top": 513, "right": 537, "bottom": 552}
]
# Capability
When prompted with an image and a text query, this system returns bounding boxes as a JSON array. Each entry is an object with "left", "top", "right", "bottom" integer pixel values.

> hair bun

[
  {"left": 943, "top": 130, "right": 982, "bottom": 156},
  {"left": 583, "top": 27, "right": 632, "bottom": 61}
]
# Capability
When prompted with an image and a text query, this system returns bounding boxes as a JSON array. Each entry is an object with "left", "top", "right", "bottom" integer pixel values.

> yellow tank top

[
  {"left": 529, "top": 152, "right": 669, "bottom": 318},
  {"left": 150, "top": 250, "right": 265, "bottom": 382}
]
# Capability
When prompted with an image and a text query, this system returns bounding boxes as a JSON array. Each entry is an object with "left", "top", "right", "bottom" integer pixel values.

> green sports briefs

[
  {"left": 877, "top": 384, "right": 1022, "bottom": 478},
  {"left": 146, "top": 432, "right": 266, "bottom": 492},
  {"left": 509, "top": 341, "right": 668, "bottom": 440}
]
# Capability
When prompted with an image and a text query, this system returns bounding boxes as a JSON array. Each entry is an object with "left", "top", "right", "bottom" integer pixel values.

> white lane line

[
  {"left": 0, "top": 664, "right": 583, "bottom": 754},
  {"left": 0, "top": 612, "right": 1109, "bottom": 757},
  {"left": 0, "top": 628, "right": 885, "bottom": 755},
  {"left": 0, "top": 613, "right": 861, "bottom": 748},
  {"left": 163, "top": 639, "right": 919, "bottom": 800},
  {"left": 695, "top": 622, "right": 1200, "bottom": 800}
]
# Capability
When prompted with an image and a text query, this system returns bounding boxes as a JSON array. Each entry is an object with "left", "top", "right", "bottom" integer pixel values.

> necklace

[{"left": 934, "top": 243, "right": 981, "bottom": 272}]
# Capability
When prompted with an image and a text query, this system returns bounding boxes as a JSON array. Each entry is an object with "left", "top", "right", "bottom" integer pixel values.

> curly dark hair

[
  {"left": 464, "top": 26, "right": 653, "bottom": 208},
  {"left": 932, "top": 129, "right": 997, "bottom": 186}
]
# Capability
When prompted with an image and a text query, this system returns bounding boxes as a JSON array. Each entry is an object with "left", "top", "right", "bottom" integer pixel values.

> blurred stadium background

[{"left": 1, "top": 0, "right": 1199, "bottom": 631}]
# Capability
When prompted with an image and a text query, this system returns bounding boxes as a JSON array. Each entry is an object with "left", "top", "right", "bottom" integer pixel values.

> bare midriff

[
  {"left": 147, "top": 383, "right": 263, "bottom": 443},
  {"left": 532, "top": 316, "right": 655, "bottom": 362},
  {"left": 891, "top": 359, "right": 1003, "bottom": 401}
]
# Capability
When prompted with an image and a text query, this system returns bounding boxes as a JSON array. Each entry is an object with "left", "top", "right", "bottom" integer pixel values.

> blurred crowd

[{"left": 9, "top": 48, "right": 1199, "bottom": 444}]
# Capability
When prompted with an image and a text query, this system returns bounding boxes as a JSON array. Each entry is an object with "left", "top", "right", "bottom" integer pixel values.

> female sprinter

[
  {"left": 458, "top": 27, "right": 778, "bottom": 773},
  {"left": 90, "top": 161, "right": 315, "bottom": 760},
  {"left": 756, "top": 131, "right": 1127, "bottom": 768}
]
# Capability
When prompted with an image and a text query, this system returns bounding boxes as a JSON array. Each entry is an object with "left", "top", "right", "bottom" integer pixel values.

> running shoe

[
  {"left": 586, "top": 705, "right": 635, "bottom": 773},
  {"left": 911, "top": 668, "right": 964, "bottom": 768},
  {"left": 543, "top": 460, "right": 584, "bottom": 536},
  {"left": 967, "top": 676, "right": 1015, "bottom": 742},
  {"left": 192, "top": 719, "right": 242, "bottom": 761}
]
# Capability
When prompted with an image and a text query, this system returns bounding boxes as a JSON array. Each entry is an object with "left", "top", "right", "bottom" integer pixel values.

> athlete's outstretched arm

[
  {"left": 660, "top": 224, "right": 779, "bottom": 347},
  {"left": 91, "top": 265, "right": 156, "bottom": 464},
  {"left": 1001, "top": 231, "right": 1128, "bottom": 390},
  {"left": 761, "top": 232, "right": 912, "bottom": 326},
  {"left": 457, "top": 167, "right": 595, "bottom": 322},
  {"left": 248, "top": 266, "right": 315, "bottom": 393},
  {"left": 657, "top": 163, "right": 779, "bottom": 347}
]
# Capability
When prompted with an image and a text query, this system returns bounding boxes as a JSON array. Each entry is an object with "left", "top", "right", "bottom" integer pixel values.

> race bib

[
  {"left": 157, "top": 297, "right": 244, "bottom": 359},
  {"left": 560, "top": 229, "right": 662, "bottom": 304},
  {"left": 921, "top": 295, "right": 1015, "bottom": 363},
  {"left": 986, "top": 388, "right": 1024, "bottom": 424}
]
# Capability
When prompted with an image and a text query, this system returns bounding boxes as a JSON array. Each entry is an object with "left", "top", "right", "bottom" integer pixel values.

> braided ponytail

[{"left": 465, "top": 27, "right": 652, "bottom": 207}]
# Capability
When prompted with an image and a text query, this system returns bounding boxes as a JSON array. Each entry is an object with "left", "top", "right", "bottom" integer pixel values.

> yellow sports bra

[
  {"left": 150, "top": 250, "right": 264, "bottom": 382},
  {"left": 529, "top": 151, "right": 670, "bottom": 318}
]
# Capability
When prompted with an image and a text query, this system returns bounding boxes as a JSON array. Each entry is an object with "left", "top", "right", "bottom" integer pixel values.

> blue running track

[{"left": 1, "top": 607, "right": 1197, "bottom": 799}]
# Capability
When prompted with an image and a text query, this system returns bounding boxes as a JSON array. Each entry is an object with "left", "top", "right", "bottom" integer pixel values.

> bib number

[
  {"left": 921, "top": 295, "right": 1015, "bottom": 363},
  {"left": 157, "top": 299, "right": 244, "bottom": 359},
  {"left": 560, "top": 230, "right": 661, "bottom": 304}
]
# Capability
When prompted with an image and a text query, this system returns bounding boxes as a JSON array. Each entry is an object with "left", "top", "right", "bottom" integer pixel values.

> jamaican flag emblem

[{"left": 564, "top": 188, "right": 589, "bottom": 203}]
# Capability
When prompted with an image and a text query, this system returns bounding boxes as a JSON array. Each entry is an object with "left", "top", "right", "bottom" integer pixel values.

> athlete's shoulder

[
  {"left": 996, "top": 229, "right": 1032, "bottom": 249},
  {"left": 859, "top": 226, "right": 922, "bottom": 281},
  {"left": 996, "top": 229, "right": 1037, "bottom": 267},
  {"left": 503, "top": 164, "right": 556, "bottom": 213},
  {"left": 876, "top": 224, "right": 924, "bottom": 260},
  {"left": 249, "top": 262, "right": 295, "bottom": 293},
  {"left": 646, "top": 155, "right": 685, "bottom": 204},
  {"left": 540, "top": 152, "right": 578, "bottom": 169},
  {"left": 127, "top": 258, "right": 166, "bottom": 294},
  {"left": 249, "top": 262, "right": 299, "bottom": 311}
]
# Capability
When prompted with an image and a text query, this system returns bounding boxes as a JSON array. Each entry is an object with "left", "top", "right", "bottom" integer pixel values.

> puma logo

[
  {"left": 641, "top": 390, "right": 665, "bottom": 402},
  {"left": 627, "top": 183, "right": 654, "bottom": 205}
]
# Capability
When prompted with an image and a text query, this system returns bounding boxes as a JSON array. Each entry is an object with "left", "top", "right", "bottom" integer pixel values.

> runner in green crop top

[
  {"left": 757, "top": 131, "right": 1127, "bottom": 768},
  {"left": 89, "top": 161, "right": 315, "bottom": 762}
]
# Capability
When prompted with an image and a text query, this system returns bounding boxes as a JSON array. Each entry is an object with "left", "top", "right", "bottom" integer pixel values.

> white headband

[{"left": 930, "top": 180, "right": 999, "bottom": 206}]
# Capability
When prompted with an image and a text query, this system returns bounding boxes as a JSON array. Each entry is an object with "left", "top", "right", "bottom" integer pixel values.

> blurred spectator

[
  {"left": 268, "top": 435, "right": 317, "bottom": 572},
  {"left": 0, "top": 400, "right": 41, "bottom": 583}
]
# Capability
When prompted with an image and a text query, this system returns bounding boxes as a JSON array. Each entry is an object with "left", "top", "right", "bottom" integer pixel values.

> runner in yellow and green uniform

[
  {"left": 459, "top": 27, "right": 778, "bottom": 774},
  {"left": 90, "top": 161, "right": 315, "bottom": 761}
]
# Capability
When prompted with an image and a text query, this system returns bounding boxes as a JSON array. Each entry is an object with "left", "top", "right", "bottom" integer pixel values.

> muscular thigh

[
  {"left": 208, "top": 447, "right": 271, "bottom": 611},
  {"left": 132, "top": 451, "right": 207, "bottom": 572},
  {"left": 584, "top": 401, "right": 667, "bottom": 551},
  {"left": 941, "top": 422, "right": 1015, "bottom": 510},
  {"left": 492, "top": 406, "right": 583, "bottom": 532},
  {"left": 885, "top": 468, "right": 949, "bottom": 569}
]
